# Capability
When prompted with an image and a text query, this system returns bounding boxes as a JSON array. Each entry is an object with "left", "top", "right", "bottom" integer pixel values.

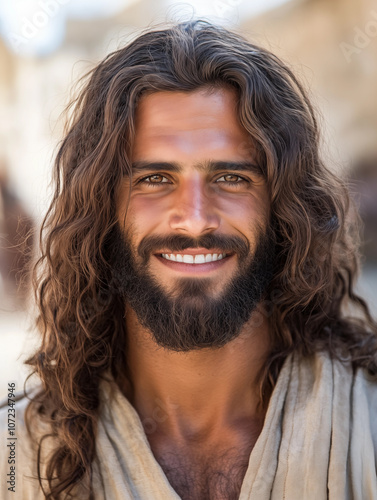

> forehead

[{"left": 132, "top": 87, "right": 255, "bottom": 161}]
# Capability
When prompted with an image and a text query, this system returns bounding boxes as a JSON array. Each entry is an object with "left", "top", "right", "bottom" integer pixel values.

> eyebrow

[{"left": 131, "top": 160, "right": 264, "bottom": 177}]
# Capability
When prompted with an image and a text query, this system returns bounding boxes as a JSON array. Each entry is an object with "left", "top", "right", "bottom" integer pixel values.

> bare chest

[{"left": 151, "top": 440, "right": 256, "bottom": 500}]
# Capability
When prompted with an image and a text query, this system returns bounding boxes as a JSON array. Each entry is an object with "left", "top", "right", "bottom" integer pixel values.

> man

[{"left": 1, "top": 20, "right": 377, "bottom": 500}]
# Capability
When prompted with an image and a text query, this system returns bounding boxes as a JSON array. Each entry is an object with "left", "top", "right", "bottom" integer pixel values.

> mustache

[{"left": 137, "top": 233, "right": 250, "bottom": 264}]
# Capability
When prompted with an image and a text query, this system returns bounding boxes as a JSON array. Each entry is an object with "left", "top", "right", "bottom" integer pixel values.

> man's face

[{"left": 113, "top": 87, "right": 275, "bottom": 351}]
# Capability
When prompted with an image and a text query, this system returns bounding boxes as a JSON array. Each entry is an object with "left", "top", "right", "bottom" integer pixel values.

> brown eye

[
  {"left": 139, "top": 174, "right": 170, "bottom": 185},
  {"left": 224, "top": 174, "right": 240, "bottom": 182},
  {"left": 148, "top": 175, "right": 166, "bottom": 183},
  {"left": 216, "top": 174, "right": 246, "bottom": 183}
]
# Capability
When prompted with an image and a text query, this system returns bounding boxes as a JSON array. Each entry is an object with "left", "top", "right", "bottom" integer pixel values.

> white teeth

[
  {"left": 182, "top": 255, "right": 194, "bottom": 264},
  {"left": 194, "top": 254, "right": 205, "bottom": 264},
  {"left": 161, "top": 253, "right": 227, "bottom": 264}
]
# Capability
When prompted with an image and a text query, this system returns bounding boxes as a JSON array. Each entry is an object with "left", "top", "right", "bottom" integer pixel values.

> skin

[{"left": 116, "top": 87, "right": 272, "bottom": 458}]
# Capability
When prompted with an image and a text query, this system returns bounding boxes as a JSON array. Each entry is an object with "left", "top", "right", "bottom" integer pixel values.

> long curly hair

[{"left": 25, "top": 20, "right": 377, "bottom": 499}]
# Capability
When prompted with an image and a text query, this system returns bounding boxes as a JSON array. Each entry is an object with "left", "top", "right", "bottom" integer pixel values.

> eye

[
  {"left": 138, "top": 174, "right": 171, "bottom": 185},
  {"left": 216, "top": 174, "right": 249, "bottom": 185}
]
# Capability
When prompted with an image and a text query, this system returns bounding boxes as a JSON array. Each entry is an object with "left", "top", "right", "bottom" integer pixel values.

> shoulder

[
  {"left": 292, "top": 350, "right": 377, "bottom": 427},
  {"left": 358, "top": 364, "right": 377, "bottom": 403},
  {"left": 311, "top": 351, "right": 377, "bottom": 459},
  {"left": 356, "top": 366, "right": 377, "bottom": 462},
  {"left": 0, "top": 386, "right": 48, "bottom": 499}
]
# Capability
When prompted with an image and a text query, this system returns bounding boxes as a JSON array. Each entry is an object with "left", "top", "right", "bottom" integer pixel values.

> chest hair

[{"left": 154, "top": 445, "right": 252, "bottom": 500}]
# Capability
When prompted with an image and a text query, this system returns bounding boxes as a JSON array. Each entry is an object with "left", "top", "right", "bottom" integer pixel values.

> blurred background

[{"left": 0, "top": 0, "right": 376, "bottom": 398}]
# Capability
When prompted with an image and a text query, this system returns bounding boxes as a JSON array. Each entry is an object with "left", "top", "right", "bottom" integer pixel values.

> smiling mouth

[{"left": 159, "top": 252, "right": 228, "bottom": 264}]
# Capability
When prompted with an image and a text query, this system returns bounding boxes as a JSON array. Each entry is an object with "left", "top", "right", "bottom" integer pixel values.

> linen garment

[{"left": 1, "top": 351, "right": 377, "bottom": 499}]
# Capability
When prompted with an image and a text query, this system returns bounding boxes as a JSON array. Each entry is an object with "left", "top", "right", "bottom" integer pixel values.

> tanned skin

[{"left": 116, "top": 87, "right": 272, "bottom": 499}]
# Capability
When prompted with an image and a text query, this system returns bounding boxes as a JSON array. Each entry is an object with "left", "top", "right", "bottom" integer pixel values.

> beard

[{"left": 110, "top": 224, "right": 276, "bottom": 352}]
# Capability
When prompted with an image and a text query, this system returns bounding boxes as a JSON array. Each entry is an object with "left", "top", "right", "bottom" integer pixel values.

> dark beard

[{"left": 110, "top": 225, "right": 276, "bottom": 352}]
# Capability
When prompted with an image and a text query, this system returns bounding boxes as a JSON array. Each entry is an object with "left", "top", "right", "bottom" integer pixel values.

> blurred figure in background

[{"left": 0, "top": 160, "right": 34, "bottom": 310}]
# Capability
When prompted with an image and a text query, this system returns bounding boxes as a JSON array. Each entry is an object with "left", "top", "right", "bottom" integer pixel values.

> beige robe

[{"left": 1, "top": 351, "right": 377, "bottom": 499}]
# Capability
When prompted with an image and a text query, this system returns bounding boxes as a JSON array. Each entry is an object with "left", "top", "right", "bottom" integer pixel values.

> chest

[{"left": 151, "top": 438, "right": 257, "bottom": 500}]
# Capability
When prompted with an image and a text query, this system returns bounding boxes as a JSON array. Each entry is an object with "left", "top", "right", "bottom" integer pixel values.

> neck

[{"left": 123, "top": 308, "right": 271, "bottom": 445}]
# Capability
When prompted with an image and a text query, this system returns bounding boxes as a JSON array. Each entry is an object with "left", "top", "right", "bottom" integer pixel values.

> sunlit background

[{"left": 1, "top": 0, "right": 376, "bottom": 398}]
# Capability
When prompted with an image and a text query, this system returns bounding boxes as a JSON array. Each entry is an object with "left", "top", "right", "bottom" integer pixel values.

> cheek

[
  {"left": 122, "top": 194, "right": 167, "bottom": 234},
  {"left": 217, "top": 192, "right": 268, "bottom": 230}
]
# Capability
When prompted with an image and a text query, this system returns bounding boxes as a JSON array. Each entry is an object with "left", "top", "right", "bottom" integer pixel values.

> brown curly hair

[{"left": 25, "top": 20, "right": 377, "bottom": 499}]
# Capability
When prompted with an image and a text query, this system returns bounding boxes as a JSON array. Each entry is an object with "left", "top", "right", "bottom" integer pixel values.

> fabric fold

[
  {"left": 1, "top": 350, "right": 376, "bottom": 499},
  {"left": 92, "top": 351, "right": 377, "bottom": 500}
]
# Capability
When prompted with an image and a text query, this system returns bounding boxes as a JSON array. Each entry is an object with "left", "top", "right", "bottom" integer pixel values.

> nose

[{"left": 168, "top": 175, "right": 220, "bottom": 236}]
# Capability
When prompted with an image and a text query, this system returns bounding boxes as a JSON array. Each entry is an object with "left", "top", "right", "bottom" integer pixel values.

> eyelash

[{"left": 136, "top": 174, "right": 250, "bottom": 187}]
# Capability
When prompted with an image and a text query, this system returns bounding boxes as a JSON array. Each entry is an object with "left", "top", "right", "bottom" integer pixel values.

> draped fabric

[{"left": 1, "top": 351, "right": 377, "bottom": 499}]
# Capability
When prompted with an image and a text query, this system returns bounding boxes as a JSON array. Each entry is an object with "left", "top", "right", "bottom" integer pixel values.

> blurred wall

[{"left": 240, "top": 0, "right": 377, "bottom": 168}]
